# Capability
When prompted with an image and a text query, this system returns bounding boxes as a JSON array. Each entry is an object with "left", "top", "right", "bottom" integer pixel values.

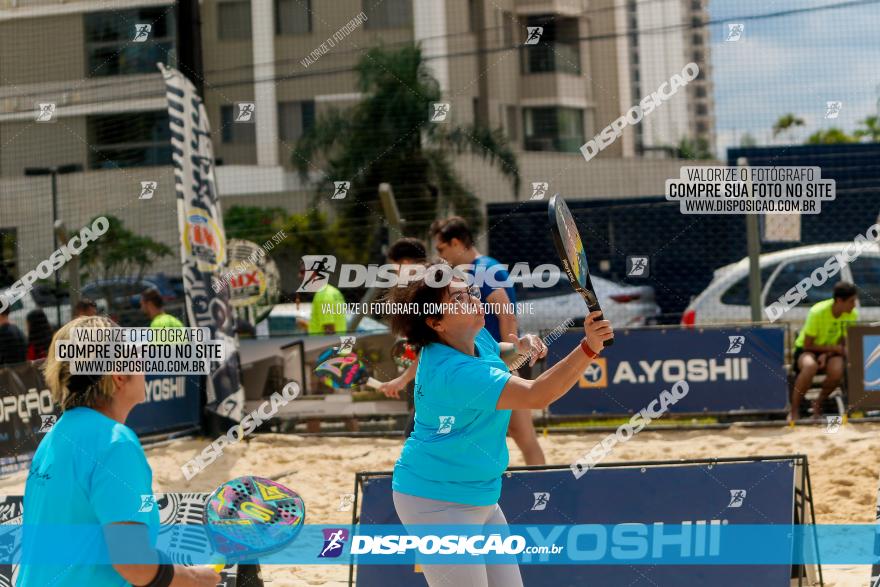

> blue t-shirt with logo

[
  {"left": 18, "top": 408, "right": 159, "bottom": 587},
  {"left": 392, "top": 328, "right": 512, "bottom": 506},
  {"left": 469, "top": 256, "right": 517, "bottom": 342}
]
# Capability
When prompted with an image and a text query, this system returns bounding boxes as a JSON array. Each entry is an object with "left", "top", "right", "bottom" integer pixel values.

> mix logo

[
  {"left": 725, "top": 23, "right": 744, "bottom": 42},
  {"left": 38, "top": 415, "right": 57, "bottom": 433},
  {"left": 133, "top": 24, "right": 151, "bottom": 42},
  {"left": 337, "top": 493, "right": 355, "bottom": 512},
  {"left": 525, "top": 26, "right": 543, "bottom": 45},
  {"left": 578, "top": 358, "right": 608, "bottom": 389},
  {"left": 727, "top": 489, "right": 746, "bottom": 508},
  {"left": 235, "top": 102, "right": 256, "bottom": 122},
  {"left": 36, "top": 103, "right": 56, "bottom": 122},
  {"left": 825, "top": 101, "right": 842, "bottom": 119},
  {"left": 139, "top": 181, "right": 158, "bottom": 200},
  {"left": 298, "top": 255, "right": 336, "bottom": 292},
  {"left": 530, "top": 182, "right": 549, "bottom": 201},
  {"left": 825, "top": 415, "right": 843, "bottom": 434},
  {"left": 430, "top": 103, "right": 450, "bottom": 123},
  {"left": 626, "top": 255, "right": 649, "bottom": 278},
  {"left": 531, "top": 492, "right": 550, "bottom": 511},
  {"left": 319, "top": 528, "right": 349, "bottom": 558},
  {"left": 332, "top": 181, "right": 350, "bottom": 200},
  {"left": 138, "top": 495, "right": 157, "bottom": 513},
  {"left": 438, "top": 416, "right": 455, "bottom": 434},
  {"left": 727, "top": 336, "right": 745, "bottom": 355}
]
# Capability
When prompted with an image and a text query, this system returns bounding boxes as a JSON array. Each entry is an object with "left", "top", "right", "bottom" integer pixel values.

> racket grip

[{"left": 365, "top": 377, "right": 382, "bottom": 390}]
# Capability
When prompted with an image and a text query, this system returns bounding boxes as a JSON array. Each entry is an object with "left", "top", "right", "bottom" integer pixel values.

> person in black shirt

[{"left": 0, "top": 305, "right": 26, "bottom": 366}]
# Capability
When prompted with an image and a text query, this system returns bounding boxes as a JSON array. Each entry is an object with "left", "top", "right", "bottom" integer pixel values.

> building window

[
  {"left": 87, "top": 112, "right": 172, "bottom": 169},
  {"left": 220, "top": 106, "right": 257, "bottom": 143},
  {"left": 363, "top": 0, "right": 411, "bottom": 29},
  {"left": 692, "top": 50, "right": 703, "bottom": 63},
  {"left": 278, "top": 100, "right": 315, "bottom": 142},
  {"left": 695, "top": 103, "right": 708, "bottom": 116},
  {"left": 696, "top": 122, "right": 708, "bottom": 134},
  {"left": 522, "top": 15, "right": 581, "bottom": 75},
  {"left": 523, "top": 107, "right": 584, "bottom": 152},
  {"left": 695, "top": 86, "right": 707, "bottom": 98},
  {"left": 85, "top": 8, "right": 176, "bottom": 76},
  {"left": 218, "top": 0, "right": 253, "bottom": 40},
  {"left": 0, "top": 229, "right": 17, "bottom": 289},
  {"left": 468, "top": 0, "right": 479, "bottom": 32},
  {"left": 692, "top": 33, "right": 703, "bottom": 45},
  {"left": 276, "top": 0, "right": 311, "bottom": 35}
]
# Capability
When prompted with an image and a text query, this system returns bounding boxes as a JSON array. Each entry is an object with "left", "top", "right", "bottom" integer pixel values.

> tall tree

[
  {"left": 772, "top": 113, "right": 805, "bottom": 141},
  {"left": 805, "top": 128, "right": 856, "bottom": 144},
  {"left": 293, "top": 44, "right": 520, "bottom": 254}
]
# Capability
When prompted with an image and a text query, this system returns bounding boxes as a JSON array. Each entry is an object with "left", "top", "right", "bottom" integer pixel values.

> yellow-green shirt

[
  {"left": 794, "top": 298, "right": 858, "bottom": 349},
  {"left": 309, "top": 285, "right": 346, "bottom": 335},
  {"left": 150, "top": 313, "right": 184, "bottom": 329}
]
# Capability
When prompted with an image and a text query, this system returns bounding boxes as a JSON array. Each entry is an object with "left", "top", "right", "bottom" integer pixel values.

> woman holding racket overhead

[
  {"left": 18, "top": 315, "right": 219, "bottom": 587},
  {"left": 389, "top": 262, "right": 612, "bottom": 587}
]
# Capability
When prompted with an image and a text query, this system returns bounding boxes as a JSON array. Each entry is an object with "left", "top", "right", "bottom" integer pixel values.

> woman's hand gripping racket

[
  {"left": 314, "top": 346, "right": 382, "bottom": 390},
  {"left": 203, "top": 476, "right": 305, "bottom": 572},
  {"left": 548, "top": 194, "right": 614, "bottom": 347}
]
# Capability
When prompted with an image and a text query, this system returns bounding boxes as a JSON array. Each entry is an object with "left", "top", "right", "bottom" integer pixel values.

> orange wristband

[{"left": 580, "top": 337, "right": 599, "bottom": 359}]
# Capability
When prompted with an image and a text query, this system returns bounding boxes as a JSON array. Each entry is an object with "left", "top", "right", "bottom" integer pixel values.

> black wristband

[{"left": 137, "top": 551, "right": 175, "bottom": 587}]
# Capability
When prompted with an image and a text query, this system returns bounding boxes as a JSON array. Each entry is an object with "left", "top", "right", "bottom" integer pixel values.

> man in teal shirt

[{"left": 791, "top": 281, "right": 858, "bottom": 420}]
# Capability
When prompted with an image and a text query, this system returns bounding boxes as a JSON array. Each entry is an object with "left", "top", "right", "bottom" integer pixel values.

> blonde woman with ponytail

[{"left": 18, "top": 316, "right": 218, "bottom": 587}]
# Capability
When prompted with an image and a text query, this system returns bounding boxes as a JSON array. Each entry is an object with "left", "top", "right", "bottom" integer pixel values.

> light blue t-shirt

[
  {"left": 393, "top": 328, "right": 512, "bottom": 506},
  {"left": 18, "top": 408, "right": 159, "bottom": 587}
]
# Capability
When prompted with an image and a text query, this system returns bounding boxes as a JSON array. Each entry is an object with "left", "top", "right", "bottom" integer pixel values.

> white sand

[{"left": 3, "top": 423, "right": 878, "bottom": 586}]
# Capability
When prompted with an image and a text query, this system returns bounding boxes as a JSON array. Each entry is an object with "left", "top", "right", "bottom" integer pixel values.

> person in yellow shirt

[
  {"left": 297, "top": 261, "right": 347, "bottom": 335},
  {"left": 791, "top": 281, "right": 858, "bottom": 421},
  {"left": 140, "top": 288, "right": 184, "bottom": 329}
]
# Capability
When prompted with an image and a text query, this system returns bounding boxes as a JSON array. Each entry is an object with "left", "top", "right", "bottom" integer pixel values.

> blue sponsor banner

[
  {"left": 863, "top": 335, "right": 880, "bottom": 391},
  {"left": 355, "top": 460, "right": 797, "bottom": 586},
  {"left": 545, "top": 326, "right": 787, "bottom": 415},
  {"left": 116, "top": 374, "right": 201, "bottom": 435}
]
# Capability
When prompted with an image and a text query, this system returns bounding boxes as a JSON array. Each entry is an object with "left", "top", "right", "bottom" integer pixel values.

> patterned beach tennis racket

[{"left": 203, "top": 476, "right": 305, "bottom": 572}]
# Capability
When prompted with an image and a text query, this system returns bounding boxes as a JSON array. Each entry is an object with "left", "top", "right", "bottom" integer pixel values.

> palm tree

[
  {"left": 293, "top": 45, "right": 520, "bottom": 258},
  {"left": 772, "top": 113, "right": 805, "bottom": 141},
  {"left": 854, "top": 115, "right": 880, "bottom": 142}
]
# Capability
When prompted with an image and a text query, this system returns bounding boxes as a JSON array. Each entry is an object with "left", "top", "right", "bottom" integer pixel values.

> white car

[
  {"left": 682, "top": 242, "right": 880, "bottom": 327},
  {"left": 263, "top": 302, "right": 388, "bottom": 336},
  {"left": 512, "top": 267, "right": 661, "bottom": 334}
]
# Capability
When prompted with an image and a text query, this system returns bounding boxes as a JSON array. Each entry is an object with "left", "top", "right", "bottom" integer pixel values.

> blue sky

[{"left": 708, "top": 0, "right": 880, "bottom": 155}]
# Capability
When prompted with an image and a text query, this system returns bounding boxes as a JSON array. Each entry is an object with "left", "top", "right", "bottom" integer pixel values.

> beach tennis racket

[
  {"left": 315, "top": 350, "right": 381, "bottom": 390},
  {"left": 203, "top": 476, "right": 305, "bottom": 572},
  {"left": 548, "top": 193, "right": 613, "bottom": 347},
  {"left": 390, "top": 339, "right": 418, "bottom": 370}
]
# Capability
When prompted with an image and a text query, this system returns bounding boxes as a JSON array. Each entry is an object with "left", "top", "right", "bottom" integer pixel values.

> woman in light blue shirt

[
  {"left": 387, "top": 264, "right": 613, "bottom": 587},
  {"left": 19, "top": 315, "right": 218, "bottom": 587}
]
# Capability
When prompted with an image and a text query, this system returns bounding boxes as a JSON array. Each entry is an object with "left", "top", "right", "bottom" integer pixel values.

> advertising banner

[
  {"left": 355, "top": 459, "right": 797, "bottom": 586},
  {"left": 544, "top": 326, "right": 787, "bottom": 415},
  {"left": 0, "top": 362, "right": 200, "bottom": 476},
  {"left": 843, "top": 325, "right": 880, "bottom": 412},
  {"left": 159, "top": 63, "right": 245, "bottom": 422}
]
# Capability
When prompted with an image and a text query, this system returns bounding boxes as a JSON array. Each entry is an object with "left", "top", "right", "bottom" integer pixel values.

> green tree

[
  {"left": 293, "top": 44, "right": 520, "bottom": 253},
  {"left": 772, "top": 113, "right": 805, "bottom": 140},
  {"left": 739, "top": 133, "right": 758, "bottom": 147},
  {"left": 854, "top": 115, "right": 880, "bottom": 142},
  {"left": 224, "top": 205, "right": 288, "bottom": 245},
  {"left": 676, "top": 137, "right": 714, "bottom": 159},
  {"left": 805, "top": 128, "right": 856, "bottom": 144},
  {"left": 78, "top": 215, "right": 172, "bottom": 314}
]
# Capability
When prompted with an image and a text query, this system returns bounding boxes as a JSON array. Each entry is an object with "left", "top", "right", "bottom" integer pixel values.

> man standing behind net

[
  {"left": 140, "top": 288, "right": 184, "bottom": 329},
  {"left": 0, "top": 304, "right": 26, "bottom": 366},
  {"left": 429, "top": 216, "right": 546, "bottom": 466}
]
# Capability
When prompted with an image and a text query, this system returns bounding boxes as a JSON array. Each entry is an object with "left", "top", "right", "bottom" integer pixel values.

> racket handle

[{"left": 365, "top": 377, "right": 382, "bottom": 390}]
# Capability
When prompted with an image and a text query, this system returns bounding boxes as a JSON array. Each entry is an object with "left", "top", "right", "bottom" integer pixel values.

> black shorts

[{"left": 793, "top": 348, "right": 832, "bottom": 374}]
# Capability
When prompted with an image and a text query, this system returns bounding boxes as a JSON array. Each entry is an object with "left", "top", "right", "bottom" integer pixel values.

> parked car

[
  {"left": 80, "top": 273, "right": 185, "bottom": 326},
  {"left": 682, "top": 242, "right": 880, "bottom": 327},
  {"left": 512, "top": 267, "right": 661, "bottom": 334},
  {"left": 263, "top": 302, "right": 388, "bottom": 336}
]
